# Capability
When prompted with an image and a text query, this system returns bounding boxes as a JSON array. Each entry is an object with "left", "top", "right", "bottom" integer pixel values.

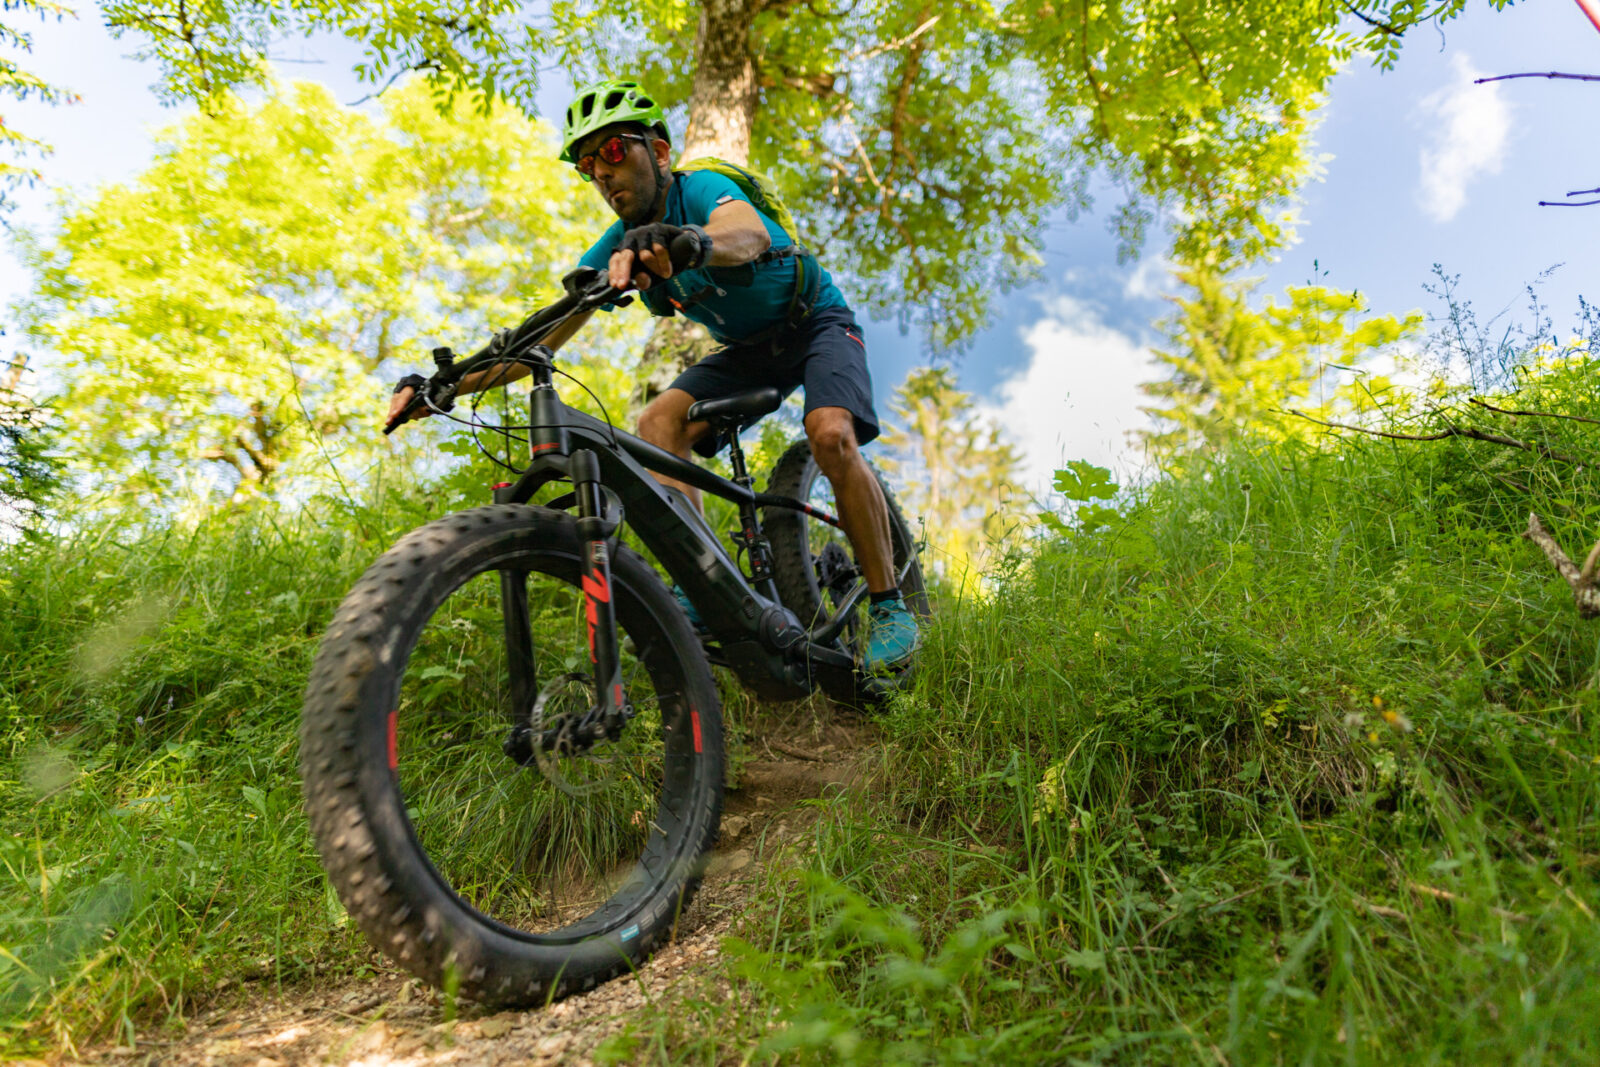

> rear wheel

[
  {"left": 763, "top": 438, "right": 928, "bottom": 707},
  {"left": 300, "top": 505, "right": 723, "bottom": 1005}
]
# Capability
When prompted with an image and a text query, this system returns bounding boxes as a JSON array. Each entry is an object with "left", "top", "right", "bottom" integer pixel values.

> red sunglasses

[{"left": 575, "top": 133, "right": 649, "bottom": 180}]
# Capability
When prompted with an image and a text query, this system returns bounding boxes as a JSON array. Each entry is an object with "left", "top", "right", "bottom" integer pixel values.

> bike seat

[{"left": 687, "top": 388, "right": 783, "bottom": 429}]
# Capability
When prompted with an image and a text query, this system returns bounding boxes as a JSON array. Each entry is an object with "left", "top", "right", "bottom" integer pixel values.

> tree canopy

[
  {"left": 90, "top": 0, "right": 1514, "bottom": 349},
  {"left": 1, "top": 1, "right": 80, "bottom": 213},
  {"left": 1139, "top": 262, "right": 1422, "bottom": 458},
  {"left": 882, "top": 365, "right": 1025, "bottom": 582},
  {"left": 21, "top": 78, "right": 612, "bottom": 502}
]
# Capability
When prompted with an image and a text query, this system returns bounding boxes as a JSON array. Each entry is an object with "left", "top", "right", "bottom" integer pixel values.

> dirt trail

[{"left": 64, "top": 709, "right": 873, "bottom": 1067}]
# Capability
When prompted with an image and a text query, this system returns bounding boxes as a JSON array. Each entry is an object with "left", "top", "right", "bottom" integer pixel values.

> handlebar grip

[{"left": 383, "top": 391, "right": 424, "bottom": 435}]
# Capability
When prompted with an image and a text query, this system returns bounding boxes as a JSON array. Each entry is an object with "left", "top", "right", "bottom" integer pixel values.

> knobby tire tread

[{"left": 300, "top": 504, "right": 723, "bottom": 1007}]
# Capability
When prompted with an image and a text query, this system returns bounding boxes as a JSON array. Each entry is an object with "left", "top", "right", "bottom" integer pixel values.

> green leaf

[
  {"left": 1061, "top": 948, "right": 1105, "bottom": 972},
  {"left": 1053, "top": 461, "right": 1118, "bottom": 502}
]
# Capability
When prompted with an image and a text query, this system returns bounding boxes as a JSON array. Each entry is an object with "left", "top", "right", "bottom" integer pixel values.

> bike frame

[{"left": 489, "top": 347, "right": 867, "bottom": 722}]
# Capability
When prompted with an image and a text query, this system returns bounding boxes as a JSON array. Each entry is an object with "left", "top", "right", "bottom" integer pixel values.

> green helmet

[{"left": 560, "top": 79, "right": 669, "bottom": 163}]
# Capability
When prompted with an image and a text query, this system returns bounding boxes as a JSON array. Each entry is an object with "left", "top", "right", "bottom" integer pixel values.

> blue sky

[{"left": 5, "top": 3, "right": 1597, "bottom": 493}]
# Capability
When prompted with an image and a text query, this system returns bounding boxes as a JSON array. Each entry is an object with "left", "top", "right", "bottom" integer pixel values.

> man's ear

[{"left": 653, "top": 137, "right": 673, "bottom": 171}]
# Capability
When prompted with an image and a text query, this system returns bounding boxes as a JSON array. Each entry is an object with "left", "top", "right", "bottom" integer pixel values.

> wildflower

[
  {"left": 1381, "top": 709, "right": 1414, "bottom": 733},
  {"left": 1372, "top": 695, "right": 1385, "bottom": 709},
  {"left": 1367, "top": 731, "right": 1380, "bottom": 743}
]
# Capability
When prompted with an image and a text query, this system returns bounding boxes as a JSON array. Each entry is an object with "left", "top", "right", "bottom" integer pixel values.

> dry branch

[
  {"left": 1468, "top": 397, "right": 1600, "bottom": 427},
  {"left": 1522, "top": 513, "right": 1600, "bottom": 619},
  {"left": 1287, "top": 410, "right": 1585, "bottom": 465}
]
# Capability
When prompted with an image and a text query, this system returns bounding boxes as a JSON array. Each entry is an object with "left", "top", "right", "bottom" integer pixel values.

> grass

[
  {"left": 4, "top": 357, "right": 1599, "bottom": 1061},
  {"left": 0, "top": 477, "right": 445, "bottom": 1054},
  {"left": 649, "top": 356, "right": 1600, "bottom": 1063}
]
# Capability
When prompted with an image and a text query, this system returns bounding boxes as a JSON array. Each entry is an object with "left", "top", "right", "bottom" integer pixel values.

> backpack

[{"left": 677, "top": 157, "right": 802, "bottom": 246}]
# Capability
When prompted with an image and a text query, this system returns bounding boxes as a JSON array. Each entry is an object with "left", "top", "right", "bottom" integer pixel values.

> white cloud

[
  {"left": 977, "top": 299, "right": 1158, "bottom": 498},
  {"left": 1416, "top": 53, "right": 1512, "bottom": 223},
  {"left": 1123, "top": 253, "right": 1172, "bottom": 301}
]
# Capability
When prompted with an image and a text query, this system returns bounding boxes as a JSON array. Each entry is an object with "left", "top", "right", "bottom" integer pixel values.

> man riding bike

[{"left": 389, "top": 78, "right": 918, "bottom": 674}]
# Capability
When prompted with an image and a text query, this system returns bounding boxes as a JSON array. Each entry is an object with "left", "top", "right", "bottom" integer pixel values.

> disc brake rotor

[{"left": 530, "top": 673, "right": 619, "bottom": 797}]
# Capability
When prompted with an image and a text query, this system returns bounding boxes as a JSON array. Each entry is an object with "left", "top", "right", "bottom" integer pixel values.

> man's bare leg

[
  {"left": 803, "top": 406, "right": 895, "bottom": 592},
  {"left": 637, "top": 388, "right": 711, "bottom": 512}
]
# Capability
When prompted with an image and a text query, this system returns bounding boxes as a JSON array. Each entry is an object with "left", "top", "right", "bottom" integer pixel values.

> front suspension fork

[{"left": 572, "top": 449, "right": 627, "bottom": 737}]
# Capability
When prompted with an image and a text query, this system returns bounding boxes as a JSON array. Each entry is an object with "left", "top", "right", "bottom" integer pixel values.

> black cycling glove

[
  {"left": 393, "top": 373, "right": 427, "bottom": 395},
  {"left": 618, "top": 222, "right": 711, "bottom": 273}
]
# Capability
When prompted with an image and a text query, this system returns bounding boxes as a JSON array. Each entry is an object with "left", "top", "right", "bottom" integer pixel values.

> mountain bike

[{"left": 298, "top": 270, "right": 926, "bottom": 1006}]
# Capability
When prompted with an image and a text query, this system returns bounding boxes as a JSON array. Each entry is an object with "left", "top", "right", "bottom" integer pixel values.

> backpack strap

[{"left": 725, "top": 247, "right": 823, "bottom": 348}]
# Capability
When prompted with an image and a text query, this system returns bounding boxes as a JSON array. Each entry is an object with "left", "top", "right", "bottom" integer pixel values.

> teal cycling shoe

[
  {"left": 672, "top": 583, "right": 709, "bottom": 634},
  {"left": 863, "top": 596, "right": 920, "bottom": 674}
]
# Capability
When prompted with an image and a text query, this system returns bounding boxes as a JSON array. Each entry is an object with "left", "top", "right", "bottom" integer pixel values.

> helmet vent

[
  {"left": 604, "top": 90, "right": 625, "bottom": 110},
  {"left": 580, "top": 94, "right": 595, "bottom": 118},
  {"left": 637, "top": 96, "right": 654, "bottom": 109}
]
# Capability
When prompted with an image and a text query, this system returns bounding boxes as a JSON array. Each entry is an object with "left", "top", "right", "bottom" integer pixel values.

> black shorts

[{"left": 669, "top": 307, "right": 880, "bottom": 458}]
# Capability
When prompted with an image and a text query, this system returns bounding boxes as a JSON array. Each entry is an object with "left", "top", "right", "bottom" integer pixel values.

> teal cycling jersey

[{"left": 577, "top": 170, "right": 846, "bottom": 345}]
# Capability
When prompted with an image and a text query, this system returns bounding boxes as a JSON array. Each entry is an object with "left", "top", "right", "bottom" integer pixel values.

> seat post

[{"left": 725, "top": 429, "right": 754, "bottom": 489}]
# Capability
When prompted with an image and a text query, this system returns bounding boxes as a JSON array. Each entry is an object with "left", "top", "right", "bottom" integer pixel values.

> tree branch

[
  {"left": 1474, "top": 71, "right": 1600, "bottom": 85},
  {"left": 1469, "top": 397, "right": 1600, "bottom": 427},
  {"left": 232, "top": 431, "right": 278, "bottom": 480},
  {"left": 1286, "top": 410, "right": 1586, "bottom": 465},
  {"left": 1340, "top": 1, "right": 1403, "bottom": 36},
  {"left": 198, "top": 445, "right": 247, "bottom": 479},
  {"left": 1522, "top": 513, "right": 1600, "bottom": 619}
]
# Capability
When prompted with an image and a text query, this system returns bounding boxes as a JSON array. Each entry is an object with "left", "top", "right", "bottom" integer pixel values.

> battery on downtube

[{"left": 571, "top": 449, "right": 627, "bottom": 736}]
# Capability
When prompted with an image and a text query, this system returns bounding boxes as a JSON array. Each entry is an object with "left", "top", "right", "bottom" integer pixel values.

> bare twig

[
  {"left": 1352, "top": 895, "right": 1407, "bottom": 920},
  {"left": 766, "top": 739, "right": 825, "bottom": 762},
  {"left": 1521, "top": 513, "right": 1600, "bottom": 620},
  {"left": 1538, "top": 198, "right": 1600, "bottom": 208},
  {"left": 1475, "top": 71, "right": 1600, "bottom": 85},
  {"left": 1406, "top": 881, "right": 1528, "bottom": 922},
  {"left": 846, "top": 15, "right": 939, "bottom": 63},
  {"left": 1287, "top": 410, "right": 1585, "bottom": 465},
  {"left": 1469, "top": 397, "right": 1600, "bottom": 426}
]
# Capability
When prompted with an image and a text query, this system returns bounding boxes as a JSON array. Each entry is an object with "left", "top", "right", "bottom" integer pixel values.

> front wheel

[
  {"left": 763, "top": 438, "right": 928, "bottom": 707},
  {"left": 299, "top": 505, "right": 723, "bottom": 1006}
]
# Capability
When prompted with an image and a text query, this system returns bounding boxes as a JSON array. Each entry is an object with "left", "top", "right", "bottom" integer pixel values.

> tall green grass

[
  {"left": 5, "top": 354, "right": 1598, "bottom": 1062},
  {"left": 678, "top": 356, "right": 1600, "bottom": 1063},
  {"left": 0, "top": 477, "right": 452, "bottom": 1053}
]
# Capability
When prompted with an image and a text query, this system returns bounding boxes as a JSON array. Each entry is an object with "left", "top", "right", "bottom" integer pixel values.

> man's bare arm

[{"left": 613, "top": 201, "right": 771, "bottom": 291}]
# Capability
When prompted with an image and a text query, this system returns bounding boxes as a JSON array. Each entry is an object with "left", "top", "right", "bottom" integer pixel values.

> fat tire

[
  {"left": 299, "top": 504, "right": 723, "bottom": 1006},
  {"left": 763, "top": 438, "right": 928, "bottom": 708}
]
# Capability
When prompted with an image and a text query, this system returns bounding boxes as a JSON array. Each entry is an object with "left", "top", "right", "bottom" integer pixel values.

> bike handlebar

[{"left": 383, "top": 274, "right": 630, "bottom": 434}]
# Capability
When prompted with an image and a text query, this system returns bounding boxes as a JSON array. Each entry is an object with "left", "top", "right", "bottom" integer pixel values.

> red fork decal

[
  {"left": 691, "top": 709, "right": 703, "bottom": 754},
  {"left": 387, "top": 710, "right": 398, "bottom": 771},
  {"left": 582, "top": 572, "right": 610, "bottom": 662}
]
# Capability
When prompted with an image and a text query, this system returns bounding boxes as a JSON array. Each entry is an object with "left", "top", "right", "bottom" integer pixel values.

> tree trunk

[
  {"left": 634, "top": 0, "right": 763, "bottom": 411},
  {"left": 682, "top": 0, "right": 762, "bottom": 163}
]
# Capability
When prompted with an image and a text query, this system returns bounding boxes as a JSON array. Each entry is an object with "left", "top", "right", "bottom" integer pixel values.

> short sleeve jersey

[{"left": 577, "top": 169, "right": 846, "bottom": 346}]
